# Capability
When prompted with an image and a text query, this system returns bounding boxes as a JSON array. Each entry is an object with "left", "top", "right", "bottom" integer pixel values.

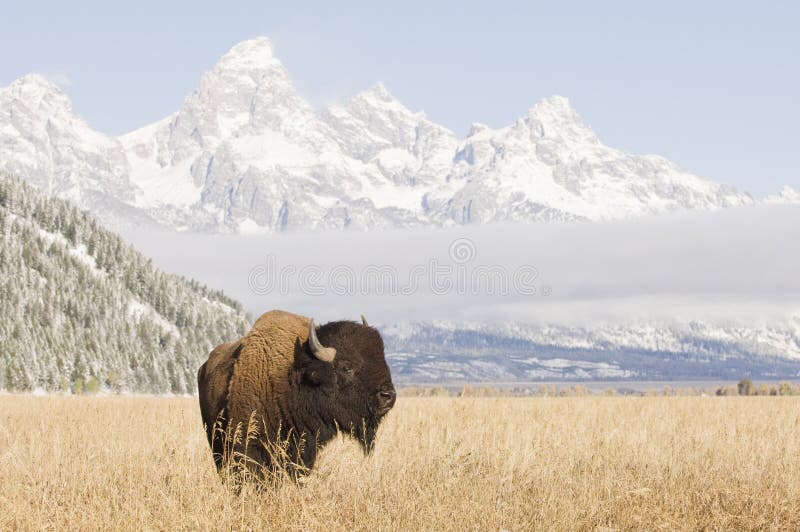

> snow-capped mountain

[
  {"left": 382, "top": 318, "right": 800, "bottom": 383},
  {"left": 0, "top": 37, "right": 756, "bottom": 233},
  {"left": 0, "top": 74, "right": 149, "bottom": 227},
  {"left": 119, "top": 38, "right": 462, "bottom": 231},
  {"left": 765, "top": 185, "right": 800, "bottom": 205},
  {"left": 435, "top": 96, "right": 751, "bottom": 224}
]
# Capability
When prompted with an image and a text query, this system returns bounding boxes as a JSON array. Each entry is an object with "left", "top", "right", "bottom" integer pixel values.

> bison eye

[{"left": 338, "top": 362, "right": 355, "bottom": 376}]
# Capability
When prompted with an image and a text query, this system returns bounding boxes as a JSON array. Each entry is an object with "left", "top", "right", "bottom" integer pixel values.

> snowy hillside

[
  {"left": 0, "top": 174, "right": 250, "bottom": 392},
  {"left": 0, "top": 37, "right": 757, "bottom": 233},
  {"left": 382, "top": 319, "right": 800, "bottom": 383}
]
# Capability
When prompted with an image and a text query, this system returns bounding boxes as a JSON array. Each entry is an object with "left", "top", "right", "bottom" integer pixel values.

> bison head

[{"left": 295, "top": 316, "right": 395, "bottom": 453}]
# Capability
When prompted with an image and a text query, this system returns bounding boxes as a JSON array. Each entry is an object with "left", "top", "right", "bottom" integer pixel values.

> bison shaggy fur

[{"left": 197, "top": 310, "right": 395, "bottom": 483}]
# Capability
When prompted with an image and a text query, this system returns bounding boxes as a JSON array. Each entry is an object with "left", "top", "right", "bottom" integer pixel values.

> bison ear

[{"left": 292, "top": 337, "right": 334, "bottom": 388}]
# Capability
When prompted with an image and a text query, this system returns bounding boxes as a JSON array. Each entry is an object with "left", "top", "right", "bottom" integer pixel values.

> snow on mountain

[
  {"left": 320, "top": 83, "right": 459, "bottom": 210},
  {"left": 120, "top": 37, "right": 418, "bottom": 232},
  {"left": 0, "top": 37, "right": 757, "bottom": 233},
  {"left": 0, "top": 74, "right": 143, "bottom": 227},
  {"left": 764, "top": 185, "right": 800, "bottom": 205},
  {"left": 381, "top": 317, "right": 800, "bottom": 383},
  {"left": 432, "top": 96, "right": 752, "bottom": 224}
]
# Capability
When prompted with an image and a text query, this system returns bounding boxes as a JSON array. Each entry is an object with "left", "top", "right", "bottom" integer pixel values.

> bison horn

[
  {"left": 308, "top": 319, "right": 336, "bottom": 362},
  {"left": 361, "top": 315, "right": 369, "bottom": 327}
]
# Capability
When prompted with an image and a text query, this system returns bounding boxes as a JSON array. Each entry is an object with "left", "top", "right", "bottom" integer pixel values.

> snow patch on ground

[
  {"left": 127, "top": 298, "right": 180, "bottom": 337},
  {"left": 36, "top": 227, "right": 104, "bottom": 276},
  {"left": 203, "top": 297, "right": 237, "bottom": 315}
]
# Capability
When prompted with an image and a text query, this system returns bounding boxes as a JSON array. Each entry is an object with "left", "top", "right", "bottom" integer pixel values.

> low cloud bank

[{"left": 121, "top": 204, "right": 800, "bottom": 327}]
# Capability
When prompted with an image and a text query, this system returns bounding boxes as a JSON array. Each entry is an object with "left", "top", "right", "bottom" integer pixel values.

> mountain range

[
  {"left": 382, "top": 319, "right": 800, "bottom": 383},
  {"left": 0, "top": 37, "right": 762, "bottom": 233}
]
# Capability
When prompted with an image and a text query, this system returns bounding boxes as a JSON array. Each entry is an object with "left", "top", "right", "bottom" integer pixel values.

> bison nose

[{"left": 377, "top": 388, "right": 396, "bottom": 410}]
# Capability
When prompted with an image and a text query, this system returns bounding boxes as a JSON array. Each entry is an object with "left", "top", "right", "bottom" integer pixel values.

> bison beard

[{"left": 197, "top": 310, "right": 395, "bottom": 485}]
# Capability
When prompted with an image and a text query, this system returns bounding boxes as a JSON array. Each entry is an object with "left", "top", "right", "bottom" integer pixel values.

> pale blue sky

[{"left": 2, "top": 0, "right": 798, "bottom": 196}]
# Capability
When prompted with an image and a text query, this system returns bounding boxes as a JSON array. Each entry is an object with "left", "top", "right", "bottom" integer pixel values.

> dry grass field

[{"left": 1, "top": 395, "right": 799, "bottom": 530}]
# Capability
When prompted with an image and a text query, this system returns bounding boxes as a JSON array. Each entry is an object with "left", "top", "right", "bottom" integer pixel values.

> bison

[{"left": 197, "top": 310, "right": 396, "bottom": 483}]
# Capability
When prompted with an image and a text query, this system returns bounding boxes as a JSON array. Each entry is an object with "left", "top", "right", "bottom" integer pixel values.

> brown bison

[{"left": 197, "top": 310, "right": 395, "bottom": 482}]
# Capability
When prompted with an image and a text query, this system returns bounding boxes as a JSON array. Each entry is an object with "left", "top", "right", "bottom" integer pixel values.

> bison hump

[{"left": 225, "top": 310, "right": 311, "bottom": 435}]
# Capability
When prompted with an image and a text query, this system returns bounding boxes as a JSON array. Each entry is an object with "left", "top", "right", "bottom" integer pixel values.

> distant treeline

[{"left": 399, "top": 379, "right": 800, "bottom": 397}]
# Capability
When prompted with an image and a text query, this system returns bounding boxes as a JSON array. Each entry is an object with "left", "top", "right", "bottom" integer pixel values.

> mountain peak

[
  {"left": 337, "top": 82, "right": 421, "bottom": 120},
  {"left": 533, "top": 94, "right": 573, "bottom": 111},
  {"left": 527, "top": 95, "right": 580, "bottom": 122},
  {"left": 3, "top": 73, "right": 72, "bottom": 113},
  {"left": 14, "top": 73, "right": 60, "bottom": 90},
  {"left": 524, "top": 95, "right": 596, "bottom": 142},
  {"left": 215, "top": 36, "right": 281, "bottom": 73},
  {"left": 8, "top": 73, "right": 65, "bottom": 97},
  {"left": 348, "top": 82, "right": 411, "bottom": 112},
  {"left": 166, "top": 36, "right": 306, "bottom": 144},
  {"left": 362, "top": 82, "right": 394, "bottom": 102},
  {"left": 765, "top": 185, "right": 800, "bottom": 205}
]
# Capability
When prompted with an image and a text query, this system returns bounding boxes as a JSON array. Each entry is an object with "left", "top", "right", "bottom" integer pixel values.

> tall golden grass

[{"left": 1, "top": 395, "right": 798, "bottom": 530}]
